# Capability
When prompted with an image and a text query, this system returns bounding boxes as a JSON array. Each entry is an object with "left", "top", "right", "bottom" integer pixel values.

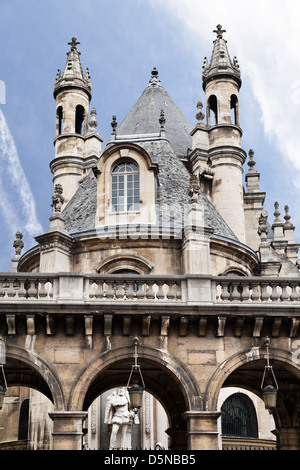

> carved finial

[
  {"left": 188, "top": 175, "right": 200, "bottom": 203},
  {"left": 68, "top": 37, "right": 80, "bottom": 51},
  {"left": 196, "top": 100, "right": 205, "bottom": 123},
  {"left": 159, "top": 109, "right": 166, "bottom": 129},
  {"left": 149, "top": 67, "right": 161, "bottom": 87},
  {"left": 111, "top": 115, "right": 117, "bottom": 135},
  {"left": 89, "top": 108, "right": 98, "bottom": 129},
  {"left": 213, "top": 24, "right": 226, "bottom": 39},
  {"left": 258, "top": 210, "right": 269, "bottom": 243},
  {"left": 233, "top": 56, "right": 239, "bottom": 68},
  {"left": 273, "top": 201, "right": 281, "bottom": 223},
  {"left": 51, "top": 184, "right": 65, "bottom": 213},
  {"left": 13, "top": 231, "right": 24, "bottom": 256},
  {"left": 247, "top": 149, "right": 257, "bottom": 171},
  {"left": 284, "top": 205, "right": 293, "bottom": 227}
]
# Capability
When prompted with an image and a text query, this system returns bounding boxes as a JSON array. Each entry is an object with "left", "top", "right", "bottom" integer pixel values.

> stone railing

[{"left": 0, "top": 273, "right": 300, "bottom": 304}]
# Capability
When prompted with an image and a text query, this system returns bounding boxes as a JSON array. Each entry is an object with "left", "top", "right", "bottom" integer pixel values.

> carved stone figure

[
  {"left": 13, "top": 232, "right": 24, "bottom": 256},
  {"left": 51, "top": 184, "right": 65, "bottom": 213},
  {"left": 104, "top": 387, "right": 134, "bottom": 449}
]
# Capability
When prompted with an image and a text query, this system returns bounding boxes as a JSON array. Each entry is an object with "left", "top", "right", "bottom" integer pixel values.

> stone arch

[
  {"left": 95, "top": 252, "right": 154, "bottom": 274},
  {"left": 4, "top": 344, "right": 65, "bottom": 410},
  {"left": 69, "top": 344, "right": 201, "bottom": 416},
  {"left": 205, "top": 345, "right": 300, "bottom": 412}
]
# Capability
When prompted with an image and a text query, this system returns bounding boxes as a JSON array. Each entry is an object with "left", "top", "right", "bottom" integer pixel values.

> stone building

[{"left": 0, "top": 26, "right": 300, "bottom": 450}]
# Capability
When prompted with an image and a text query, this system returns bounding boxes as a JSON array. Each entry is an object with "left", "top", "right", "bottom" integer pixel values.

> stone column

[
  {"left": 277, "top": 427, "right": 300, "bottom": 450},
  {"left": 49, "top": 411, "right": 87, "bottom": 450},
  {"left": 183, "top": 411, "right": 221, "bottom": 450}
]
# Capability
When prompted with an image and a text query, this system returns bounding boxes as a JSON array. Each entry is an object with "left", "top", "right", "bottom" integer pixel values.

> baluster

[
  {"left": 166, "top": 283, "right": 176, "bottom": 301},
  {"left": 270, "top": 283, "right": 280, "bottom": 302},
  {"left": 135, "top": 280, "right": 146, "bottom": 300},
  {"left": 241, "top": 282, "right": 250, "bottom": 302},
  {"left": 174, "top": 282, "right": 181, "bottom": 300},
  {"left": 38, "top": 280, "right": 48, "bottom": 298},
  {"left": 17, "top": 279, "right": 27, "bottom": 298},
  {"left": 290, "top": 282, "right": 300, "bottom": 301},
  {"left": 156, "top": 281, "right": 166, "bottom": 300},
  {"left": 27, "top": 279, "right": 37, "bottom": 298},
  {"left": 250, "top": 282, "right": 261, "bottom": 302},
  {"left": 104, "top": 281, "right": 115, "bottom": 299},
  {"left": 261, "top": 282, "right": 271, "bottom": 302},
  {"left": 0, "top": 280, "right": 5, "bottom": 298},
  {"left": 7, "top": 279, "right": 17, "bottom": 298},
  {"left": 220, "top": 281, "right": 230, "bottom": 301},
  {"left": 231, "top": 282, "right": 241, "bottom": 302},
  {"left": 145, "top": 282, "right": 156, "bottom": 300},
  {"left": 126, "top": 281, "right": 136, "bottom": 300},
  {"left": 280, "top": 282, "right": 290, "bottom": 302}
]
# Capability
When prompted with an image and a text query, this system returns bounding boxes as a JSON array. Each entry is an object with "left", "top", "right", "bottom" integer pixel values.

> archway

[
  {"left": 69, "top": 344, "right": 201, "bottom": 450},
  {"left": 0, "top": 344, "right": 65, "bottom": 450},
  {"left": 206, "top": 346, "right": 300, "bottom": 450}
]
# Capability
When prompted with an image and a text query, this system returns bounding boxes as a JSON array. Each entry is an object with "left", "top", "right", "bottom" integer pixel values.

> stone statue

[
  {"left": 104, "top": 387, "right": 134, "bottom": 450},
  {"left": 51, "top": 184, "right": 65, "bottom": 213},
  {"left": 13, "top": 231, "right": 24, "bottom": 256}
]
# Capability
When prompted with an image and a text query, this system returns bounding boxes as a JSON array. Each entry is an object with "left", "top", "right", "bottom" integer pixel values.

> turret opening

[
  {"left": 56, "top": 106, "right": 63, "bottom": 135},
  {"left": 75, "top": 105, "right": 85, "bottom": 135},
  {"left": 230, "top": 94, "right": 239, "bottom": 126},
  {"left": 207, "top": 95, "right": 218, "bottom": 126}
]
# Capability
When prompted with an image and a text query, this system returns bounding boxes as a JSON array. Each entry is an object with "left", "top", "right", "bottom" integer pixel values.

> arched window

[
  {"left": 111, "top": 161, "right": 140, "bottom": 212},
  {"left": 18, "top": 398, "right": 30, "bottom": 441},
  {"left": 57, "top": 106, "right": 63, "bottom": 135},
  {"left": 221, "top": 393, "right": 258, "bottom": 438},
  {"left": 207, "top": 95, "right": 218, "bottom": 125},
  {"left": 75, "top": 105, "right": 85, "bottom": 134},
  {"left": 230, "top": 94, "right": 239, "bottom": 126}
]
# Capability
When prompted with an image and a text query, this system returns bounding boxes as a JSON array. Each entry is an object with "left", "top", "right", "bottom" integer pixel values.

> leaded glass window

[
  {"left": 111, "top": 161, "right": 140, "bottom": 212},
  {"left": 221, "top": 393, "right": 258, "bottom": 438}
]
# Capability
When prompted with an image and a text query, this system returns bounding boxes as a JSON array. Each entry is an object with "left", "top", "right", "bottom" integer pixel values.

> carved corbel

[
  {"left": 26, "top": 315, "right": 35, "bottom": 336},
  {"left": 253, "top": 317, "right": 264, "bottom": 337},
  {"left": 142, "top": 315, "right": 151, "bottom": 336},
  {"left": 198, "top": 317, "right": 207, "bottom": 336},
  {"left": 179, "top": 316, "right": 188, "bottom": 336},
  {"left": 217, "top": 316, "right": 226, "bottom": 337},
  {"left": 6, "top": 314, "right": 16, "bottom": 335}
]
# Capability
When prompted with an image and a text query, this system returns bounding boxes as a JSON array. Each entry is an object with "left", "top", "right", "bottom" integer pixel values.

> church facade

[{"left": 0, "top": 26, "right": 300, "bottom": 450}]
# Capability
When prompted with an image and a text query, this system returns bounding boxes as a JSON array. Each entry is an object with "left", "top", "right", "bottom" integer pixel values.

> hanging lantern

[
  {"left": 261, "top": 340, "right": 278, "bottom": 414},
  {"left": 127, "top": 337, "right": 145, "bottom": 410}
]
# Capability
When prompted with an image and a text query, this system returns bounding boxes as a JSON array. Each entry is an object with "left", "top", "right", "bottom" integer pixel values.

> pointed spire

[
  {"left": 54, "top": 37, "right": 92, "bottom": 99},
  {"left": 202, "top": 25, "right": 241, "bottom": 90}
]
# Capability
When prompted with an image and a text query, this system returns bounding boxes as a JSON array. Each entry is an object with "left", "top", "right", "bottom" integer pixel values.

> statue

[
  {"left": 104, "top": 387, "right": 134, "bottom": 450},
  {"left": 51, "top": 184, "right": 65, "bottom": 213},
  {"left": 13, "top": 232, "right": 24, "bottom": 256}
]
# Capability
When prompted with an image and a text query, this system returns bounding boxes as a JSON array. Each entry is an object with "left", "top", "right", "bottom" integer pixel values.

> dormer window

[{"left": 111, "top": 160, "right": 140, "bottom": 213}]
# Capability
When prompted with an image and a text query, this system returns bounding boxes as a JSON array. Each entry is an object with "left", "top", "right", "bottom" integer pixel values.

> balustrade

[{"left": 0, "top": 273, "right": 299, "bottom": 304}]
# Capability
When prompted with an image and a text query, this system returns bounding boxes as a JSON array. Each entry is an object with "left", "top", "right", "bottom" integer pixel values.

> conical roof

[
  {"left": 202, "top": 25, "right": 241, "bottom": 90},
  {"left": 54, "top": 37, "right": 92, "bottom": 99},
  {"left": 117, "top": 68, "right": 192, "bottom": 157}
]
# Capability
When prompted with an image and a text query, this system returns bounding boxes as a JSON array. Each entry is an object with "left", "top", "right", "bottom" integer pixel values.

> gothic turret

[
  {"left": 190, "top": 25, "right": 246, "bottom": 243},
  {"left": 51, "top": 38, "right": 103, "bottom": 207}
]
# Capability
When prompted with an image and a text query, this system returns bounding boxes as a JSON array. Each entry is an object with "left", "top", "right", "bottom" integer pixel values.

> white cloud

[
  {"left": 0, "top": 108, "right": 43, "bottom": 246},
  {"left": 149, "top": 0, "right": 300, "bottom": 174}
]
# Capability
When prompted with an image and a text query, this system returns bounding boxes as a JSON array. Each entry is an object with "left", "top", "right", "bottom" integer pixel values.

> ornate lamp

[
  {"left": 127, "top": 337, "right": 145, "bottom": 410},
  {"left": 0, "top": 365, "right": 7, "bottom": 410},
  {"left": 261, "top": 338, "right": 278, "bottom": 414}
]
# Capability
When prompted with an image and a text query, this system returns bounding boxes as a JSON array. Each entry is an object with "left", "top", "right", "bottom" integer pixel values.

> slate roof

[
  {"left": 117, "top": 70, "right": 192, "bottom": 157},
  {"left": 62, "top": 70, "right": 238, "bottom": 242}
]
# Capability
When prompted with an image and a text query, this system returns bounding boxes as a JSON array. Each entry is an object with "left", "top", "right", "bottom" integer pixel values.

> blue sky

[{"left": 0, "top": 0, "right": 300, "bottom": 271}]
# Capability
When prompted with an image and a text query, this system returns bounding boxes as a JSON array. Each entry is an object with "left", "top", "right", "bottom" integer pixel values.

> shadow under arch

[
  {"left": 205, "top": 345, "right": 300, "bottom": 413},
  {"left": 4, "top": 344, "right": 65, "bottom": 410},
  {"left": 69, "top": 344, "right": 201, "bottom": 426}
]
